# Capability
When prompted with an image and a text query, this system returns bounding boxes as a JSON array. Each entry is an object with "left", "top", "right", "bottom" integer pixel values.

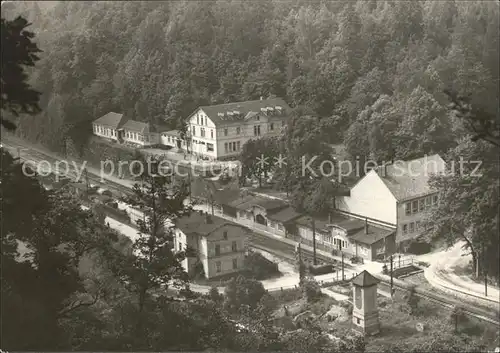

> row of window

[
  {"left": 402, "top": 221, "right": 423, "bottom": 235},
  {"left": 215, "top": 240, "right": 238, "bottom": 256},
  {"left": 191, "top": 121, "right": 284, "bottom": 138},
  {"left": 125, "top": 131, "right": 148, "bottom": 142},
  {"left": 404, "top": 194, "right": 439, "bottom": 216},
  {"left": 191, "top": 139, "right": 214, "bottom": 152},
  {"left": 196, "top": 114, "right": 206, "bottom": 126},
  {"left": 333, "top": 238, "right": 348, "bottom": 249},
  {"left": 224, "top": 141, "right": 241, "bottom": 153},
  {"left": 94, "top": 125, "right": 116, "bottom": 137},
  {"left": 162, "top": 135, "right": 176, "bottom": 144},
  {"left": 192, "top": 126, "right": 214, "bottom": 138},
  {"left": 178, "top": 239, "right": 238, "bottom": 256},
  {"left": 216, "top": 258, "right": 238, "bottom": 273}
]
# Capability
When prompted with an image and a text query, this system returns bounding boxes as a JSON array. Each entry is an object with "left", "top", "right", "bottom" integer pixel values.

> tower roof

[{"left": 352, "top": 270, "right": 380, "bottom": 287}]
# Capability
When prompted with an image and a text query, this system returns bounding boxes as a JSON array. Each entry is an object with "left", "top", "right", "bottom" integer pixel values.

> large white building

[
  {"left": 185, "top": 97, "right": 291, "bottom": 160},
  {"left": 335, "top": 154, "right": 446, "bottom": 251}
]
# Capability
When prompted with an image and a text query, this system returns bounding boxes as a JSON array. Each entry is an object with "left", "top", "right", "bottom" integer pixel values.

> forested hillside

[{"left": 2, "top": 0, "right": 498, "bottom": 156}]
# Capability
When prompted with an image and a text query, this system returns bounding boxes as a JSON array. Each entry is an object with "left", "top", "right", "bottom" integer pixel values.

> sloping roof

[
  {"left": 193, "top": 98, "right": 291, "bottom": 126},
  {"left": 374, "top": 154, "right": 445, "bottom": 201},
  {"left": 295, "top": 215, "right": 333, "bottom": 234},
  {"left": 295, "top": 213, "right": 364, "bottom": 234},
  {"left": 352, "top": 270, "right": 380, "bottom": 287},
  {"left": 122, "top": 120, "right": 149, "bottom": 133},
  {"left": 175, "top": 211, "right": 245, "bottom": 237},
  {"left": 267, "top": 206, "right": 303, "bottom": 223},
  {"left": 349, "top": 226, "right": 394, "bottom": 245},
  {"left": 152, "top": 124, "right": 171, "bottom": 133},
  {"left": 94, "top": 112, "right": 127, "bottom": 128},
  {"left": 163, "top": 129, "right": 181, "bottom": 137},
  {"left": 227, "top": 194, "right": 288, "bottom": 212},
  {"left": 214, "top": 188, "right": 240, "bottom": 205}
]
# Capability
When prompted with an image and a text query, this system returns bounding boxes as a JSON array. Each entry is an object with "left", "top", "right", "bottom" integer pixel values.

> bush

[
  {"left": 450, "top": 305, "right": 467, "bottom": 332},
  {"left": 407, "top": 241, "right": 432, "bottom": 255},
  {"left": 272, "top": 287, "right": 303, "bottom": 303},
  {"left": 244, "top": 250, "right": 280, "bottom": 280},
  {"left": 308, "top": 263, "right": 334, "bottom": 276},
  {"left": 340, "top": 300, "right": 353, "bottom": 315},
  {"left": 191, "top": 261, "right": 205, "bottom": 280},
  {"left": 208, "top": 286, "right": 223, "bottom": 303},
  {"left": 350, "top": 256, "right": 363, "bottom": 264},
  {"left": 403, "top": 285, "right": 420, "bottom": 315},
  {"left": 302, "top": 278, "right": 322, "bottom": 303}
]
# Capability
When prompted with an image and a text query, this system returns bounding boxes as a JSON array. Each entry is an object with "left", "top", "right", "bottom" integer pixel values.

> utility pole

[
  {"left": 84, "top": 168, "right": 89, "bottom": 195},
  {"left": 188, "top": 163, "right": 192, "bottom": 202},
  {"left": 483, "top": 242, "right": 488, "bottom": 297},
  {"left": 341, "top": 251, "right": 344, "bottom": 281},
  {"left": 390, "top": 255, "right": 394, "bottom": 297},
  {"left": 312, "top": 217, "right": 317, "bottom": 265}
]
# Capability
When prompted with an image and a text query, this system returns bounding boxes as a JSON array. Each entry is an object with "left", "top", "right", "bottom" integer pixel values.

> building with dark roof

[
  {"left": 92, "top": 112, "right": 128, "bottom": 142},
  {"left": 92, "top": 112, "right": 171, "bottom": 148},
  {"left": 294, "top": 214, "right": 396, "bottom": 261},
  {"left": 185, "top": 97, "right": 292, "bottom": 160},
  {"left": 336, "top": 154, "right": 445, "bottom": 251},
  {"left": 220, "top": 192, "right": 301, "bottom": 238},
  {"left": 174, "top": 210, "right": 250, "bottom": 279}
]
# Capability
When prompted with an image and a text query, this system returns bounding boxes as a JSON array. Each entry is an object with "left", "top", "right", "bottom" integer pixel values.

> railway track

[
  {"left": 2, "top": 141, "right": 135, "bottom": 197},
  {"left": 250, "top": 231, "right": 353, "bottom": 269},
  {"left": 377, "top": 277, "right": 500, "bottom": 326},
  {"left": 3, "top": 138, "right": 499, "bottom": 327}
]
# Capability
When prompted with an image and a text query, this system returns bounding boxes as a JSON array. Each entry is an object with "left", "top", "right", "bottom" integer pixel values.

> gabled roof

[
  {"left": 374, "top": 154, "right": 445, "bottom": 201},
  {"left": 163, "top": 129, "right": 181, "bottom": 137},
  {"left": 295, "top": 213, "right": 364, "bottom": 234},
  {"left": 267, "top": 206, "right": 303, "bottom": 223},
  {"left": 191, "top": 98, "right": 291, "bottom": 126},
  {"left": 122, "top": 120, "right": 149, "bottom": 133},
  {"left": 175, "top": 211, "right": 246, "bottom": 237},
  {"left": 352, "top": 270, "right": 380, "bottom": 287},
  {"left": 152, "top": 124, "right": 171, "bottom": 133},
  {"left": 349, "top": 226, "right": 395, "bottom": 245},
  {"left": 94, "top": 112, "right": 127, "bottom": 129},
  {"left": 227, "top": 194, "right": 288, "bottom": 212}
]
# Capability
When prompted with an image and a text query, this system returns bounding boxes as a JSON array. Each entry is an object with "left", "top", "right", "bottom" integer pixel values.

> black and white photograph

[{"left": 1, "top": 0, "right": 499, "bottom": 351}]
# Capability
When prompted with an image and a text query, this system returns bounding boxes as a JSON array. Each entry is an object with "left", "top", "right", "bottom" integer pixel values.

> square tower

[{"left": 352, "top": 270, "right": 380, "bottom": 335}]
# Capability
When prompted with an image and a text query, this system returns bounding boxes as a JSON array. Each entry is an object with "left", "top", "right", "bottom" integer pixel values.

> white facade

[
  {"left": 336, "top": 166, "right": 442, "bottom": 249},
  {"left": 188, "top": 109, "right": 219, "bottom": 159},
  {"left": 173, "top": 222, "right": 247, "bottom": 279},
  {"left": 187, "top": 108, "right": 286, "bottom": 160},
  {"left": 93, "top": 123, "right": 119, "bottom": 141},
  {"left": 122, "top": 129, "right": 160, "bottom": 147},
  {"left": 336, "top": 170, "right": 398, "bottom": 225}
]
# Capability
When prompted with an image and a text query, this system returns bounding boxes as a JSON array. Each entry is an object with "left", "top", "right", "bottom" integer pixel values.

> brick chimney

[{"left": 365, "top": 218, "right": 369, "bottom": 234}]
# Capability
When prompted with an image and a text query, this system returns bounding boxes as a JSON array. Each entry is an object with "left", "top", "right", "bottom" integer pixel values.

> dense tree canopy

[
  {"left": 2, "top": 1, "right": 497, "bottom": 157},
  {"left": 0, "top": 15, "right": 42, "bottom": 130}
]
